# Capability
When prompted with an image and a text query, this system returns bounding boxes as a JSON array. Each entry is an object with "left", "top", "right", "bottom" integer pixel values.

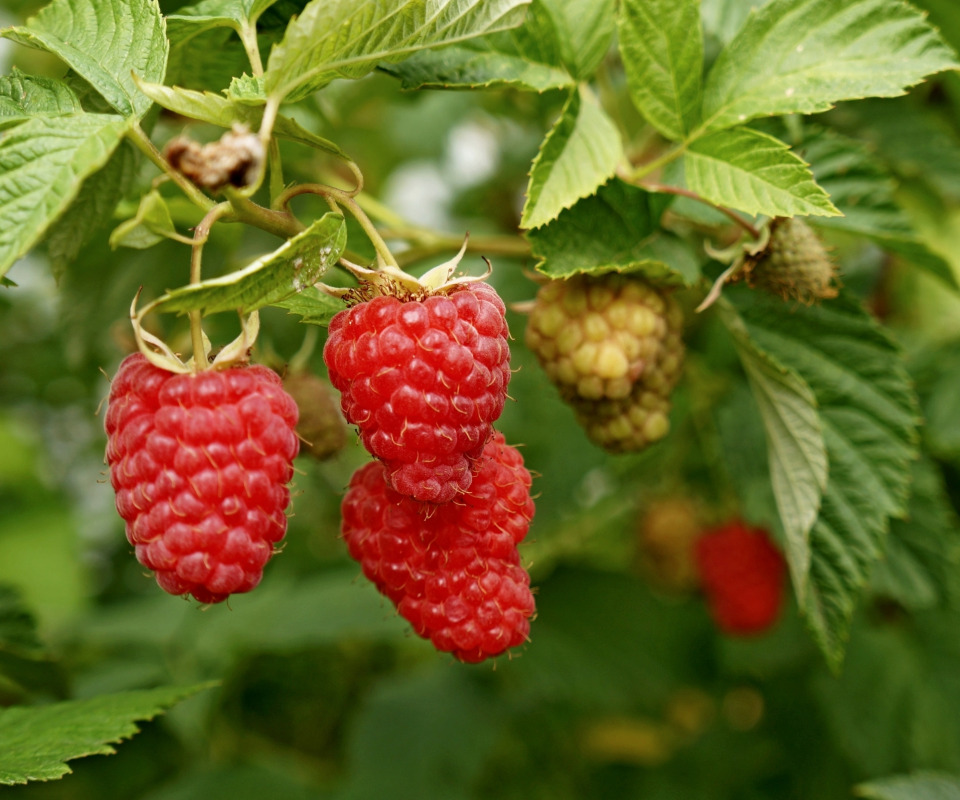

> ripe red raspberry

[
  {"left": 324, "top": 282, "right": 511, "bottom": 504},
  {"left": 694, "top": 520, "right": 786, "bottom": 636},
  {"left": 104, "top": 353, "right": 300, "bottom": 603},
  {"left": 340, "top": 432, "right": 535, "bottom": 662}
]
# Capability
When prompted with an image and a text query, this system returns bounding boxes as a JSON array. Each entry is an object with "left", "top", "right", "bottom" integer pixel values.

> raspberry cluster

[
  {"left": 341, "top": 433, "right": 536, "bottom": 663},
  {"left": 104, "top": 354, "right": 300, "bottom": 603},
  {"left": 324, "top": 282, "right": 511, "bottom": 504},
  {"left": 694, "top": 520, "right": 786, "bottom": 636},
  {"left": 525, "top": 273, "right": 684, "bottom": 453}
]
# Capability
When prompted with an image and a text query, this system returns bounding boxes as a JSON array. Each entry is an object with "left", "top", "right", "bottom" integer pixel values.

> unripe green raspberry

[
  {"left": 281, "top": 371, "right": 348, "bottom": 461},
  {"left": 741, "top": 218, "right": 838, "bottom": 304},
  {"left": 526, "top": 273, "right": 685, "bottom": 453}
]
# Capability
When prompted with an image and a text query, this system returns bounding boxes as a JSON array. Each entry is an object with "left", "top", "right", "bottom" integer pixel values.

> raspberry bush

[{"left": 2, "top": 0, "right": 960, "bottom": 797}]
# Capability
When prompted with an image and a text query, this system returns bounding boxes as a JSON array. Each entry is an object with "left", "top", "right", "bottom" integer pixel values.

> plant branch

[
  {"left": 641, "top": 182, "right": 762, "bottom": 239},
  {"left": 188, "top": 203, "right": 231, "bottom": 369}
]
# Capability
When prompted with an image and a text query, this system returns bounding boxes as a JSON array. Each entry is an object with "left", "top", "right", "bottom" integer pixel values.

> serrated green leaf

[
  {"left": 700, "top": 0, "right": 960, "bottom": 133},
  {"left": 0, "top": 684, "right": 213, "bottom": 785},
  {"left": 0, "top": 586, "right": 67, "bottom": 701},
  {"left": 803, "top": 126, "right": 960, "bottom": 290},
  {"left": 0, "top": 113, "right": 129, "bottom": 279},
  {"left": 265, "top": 0, "right": 531, "bottom": 102},
  {"left": 684, "top": 126, "right": 840, "bottom": 218},
  {"left": 720, "top": 301, "right": 827, "bottom": 602},
  {"left": 856, "top": 772, "right": 960, "bottom": 800},
  {"left": 1, "top": 0, "right": 168, "bottom": 120},
  {"left": 109, "top": 189, "right": 180, "bottom": 250},
  {"left": 45, "top": 140, "right": 138, "bottom": 281},
  {"left": 166, "top": 0, "right": 281, "bottom": 41},
  {"left": 134, "top": 81, "right": 348, "bottom": 159},
  {"left": 526, "top": 179, "right": 700, "bottom": 285},
  {"left": 701, "top": 0, "right": 775, "bottom": 46},
  {"left": 618, "top": 0, "right": 702, "bottom": 141},
  {"left": 873, "top": 458, "right": 960, "bottom": 610},
  {"left": 0, "top": 69, "right": 81, "bottom": 130},
  {"left": 271, "top": 285, "right": 345, "bottom": 326},
  {"left": 734, "top": 291, "right": 920, "bottom": 670},
  {"left": 149, "top": 212, "right": 346, "bottom": 316},
  {"left": 382, "top": 0, "right": 578, "bottom": 92},
  {"left": 227, "top": 74, "right": 266, "bottom": 104},
  {"left": 521, "top": 86, "right": 622, "bottom": 229}
]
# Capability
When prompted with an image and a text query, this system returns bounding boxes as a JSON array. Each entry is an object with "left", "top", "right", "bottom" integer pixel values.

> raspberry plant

[{"left": 1, "top": 0, "right": 960, "bottom": 797}]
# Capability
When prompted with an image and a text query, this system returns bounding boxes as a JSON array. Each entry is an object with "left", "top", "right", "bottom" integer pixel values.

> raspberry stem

[{"left": 188, "top": 203, "right": 232, "bottom": 369}]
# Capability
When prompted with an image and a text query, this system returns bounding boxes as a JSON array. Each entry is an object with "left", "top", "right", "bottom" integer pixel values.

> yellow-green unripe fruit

[
  {"left": 282, "top": 371, "right": 348, "bottom": 461},
  {"left": 525, "top": 272, "right": 685, "bottom": 453}
]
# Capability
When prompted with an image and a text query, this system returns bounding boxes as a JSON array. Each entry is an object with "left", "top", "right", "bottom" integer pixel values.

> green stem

[
  {"left": 628, "top": 143, "right": 687, "bottom": 182},
  {"left": 391, "top": 233, "right": 531, "bottom": 269},
  {"left": 127, "top": 124, "right": 215, "bottom": 212},
  {"left": 641, "top": 182, "right": 761, "bottom": 239},
  {"left": 188, "top": 203, "right": 232, "bottom": 370},
  {"left": 238, "top": 21, "right": 264, "bottom": 76},
  {"left": 223, "top": 187, "right": 305, "bottom": 239}
]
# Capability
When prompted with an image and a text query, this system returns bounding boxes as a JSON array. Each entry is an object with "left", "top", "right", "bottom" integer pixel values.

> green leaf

[
  {"left": 148, "top": 212, "right": 346, "bottom": 316},
  {"left": 618, "top": 0, "right": 703, "bottom": 141},
  {"left": 872, "top": 458, "right": 960, "bottom": 611},
  {"left": 0, "top": 69, "right": 81, "bottom": 130},
  {"left": 700, "top": 0, "right": 960, "bottom": 133},
  {"left": 701, "top": 0, "right": 774, "bottom": 46},
  {"left": 134, "top": 81, "right": 348, "bottom": 158},
  {"left": 521, "top": 86, "right": 622, "bottom": 229},
  {"left": 45, "top": 140, "right": 138, "bottom": 281},
  {"left": 382, "top": 0, "right": 581, "bottom": 92},
  {"left": 0, "top": 684, "right": 213, "bottom": 785},
  {"left": 264, "top": 0, "right": 531, "bottom": 102},
  {"left": 803, "top": 126, "right": 960, "bottom": 290},
  {"left": 271, "top": 285, "right": 345, "bottom": 326},
  {"left": 734, "top": 290, "right": 920, "bottom": 670},
  {"left": 684, "top": 126, "right": 840, "bottom": 218},
  {"left": 720, "top": 301, "right": 827, "bottom": 602},
  {"left": 527, "top": 179, "right": 700, "bottom": 285},
  {"left": 340, "top": 667, "right": 503, "bottom": 800},
  {"left": 109, "top": 190, "right": 181, "bottom": 250},
  {"left": 0, "top": 113, "right": 129, "bottom": 279},
  {"left": 2, "top": 0, "right": 169, "bottom": 120},
  {"left": 856, "top": 772, "right": 960, "bottom": 800},
  {"left": 166, "top": 0, "right": 281, "bottom": 40}
]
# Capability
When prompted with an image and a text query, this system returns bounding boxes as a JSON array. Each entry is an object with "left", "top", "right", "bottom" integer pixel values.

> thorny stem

[
  {"left": 642, "top": 182, "right": 762, "bottom": 239},
  {"left": 127, "top": 124, "right": 215, "bottom": 212},
  {"left": 188, "top": 203, "right": 232, "bottom": 369}
]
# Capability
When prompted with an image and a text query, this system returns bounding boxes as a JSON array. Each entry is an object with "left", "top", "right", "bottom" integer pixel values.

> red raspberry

[
  {"left": 340, "top": 432, "right": 536, "bottom": 662},
  {"left": 104, "top": 353, "right": 300, "bottom": 603},
  {"left": 694, "top": 520, "right": 786, "bottom": 636},
  {"left": 324, "top": 282, "right": 511, "bottom": 504}
]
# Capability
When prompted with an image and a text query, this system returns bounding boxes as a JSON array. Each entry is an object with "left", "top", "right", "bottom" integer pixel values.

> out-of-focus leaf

[
  {"left": 857, "top": 772, "right": 960, "bottom": 800},
  {"left": 804, "top": 126, "right": 960, "bottom": 290},
  {"left": 527, "top": 179, "right": 699, "bottom": 284},
  {"left": 0, "top": 684, "right": 214, "bottom": 785},
  {"left": 109, "top": 190, "right": 182, "bottom": 250},
  {"left": 166, "top": 0, "right": 281, "bottom": 40}
]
